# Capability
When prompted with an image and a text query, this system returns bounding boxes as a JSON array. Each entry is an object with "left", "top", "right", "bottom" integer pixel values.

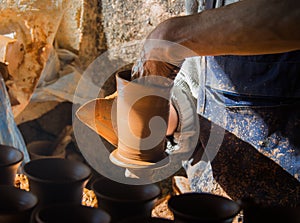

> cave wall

[{"left": 56, "top": 0, "right": 185, "bottom": 68}]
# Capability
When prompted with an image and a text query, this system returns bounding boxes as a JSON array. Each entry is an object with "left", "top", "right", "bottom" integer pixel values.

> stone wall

[{"left": 56, "top": 0, "right": 185, "bottom": 69}]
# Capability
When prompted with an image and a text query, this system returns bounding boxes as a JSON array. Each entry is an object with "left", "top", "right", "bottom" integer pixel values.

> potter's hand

[
  {"left": 133, "top": 0, "right": 300, "bottom": 78},
  {"left": 132, "top": 59, "right": 180, "bottom": 80},
  {"left": 104, "top": 91, "right": 117, "bottom": 99},
  {"left": 132, "top": 18, "right": 197, "bottom": 79}
]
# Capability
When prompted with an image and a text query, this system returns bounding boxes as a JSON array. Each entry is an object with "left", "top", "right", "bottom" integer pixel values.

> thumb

[{"left": 104, "top": 91, "right": 118, "bottom": 99}]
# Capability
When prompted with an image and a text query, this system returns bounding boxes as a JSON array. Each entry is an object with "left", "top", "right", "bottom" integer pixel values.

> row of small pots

[
  {"left": 1, "top": 145, "right": 300, "bottom": 223},
  {"left": 0, "top": 145, "right": 165, "bottom": 222},
  {"left": 1, "top": 144, "right": 237, "bottom": 223},
  {"left": 0, "top": 186, "right": 110, "bottom": 223}
]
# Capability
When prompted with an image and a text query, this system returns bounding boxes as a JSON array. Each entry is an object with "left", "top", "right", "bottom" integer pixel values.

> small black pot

[
  {"left": 168, "top": 193, "right": 241, "bottom": 223},
  {"left": 34, "top": 203, "right": 111, "bottom": 223},
  {"left": 0, "top": 145, "right": 23, "bottom": 185},
  {"left": 117, "top": 216, "right": 173, "bottom": 223},
  {"left": 27, "top": 140, "right": 65, "bottom": 160},
  {"left": 91, "top": 177, "right": 161, "bottom": 222},
  {"left": 242, "top": 198, "right": 300, "bottom": 223},
  {"left": 0, "top": 185, "right": 38, "bottom": 223},
  {"left": 23, "top": 158, "right": 91, "bottom": 206}
]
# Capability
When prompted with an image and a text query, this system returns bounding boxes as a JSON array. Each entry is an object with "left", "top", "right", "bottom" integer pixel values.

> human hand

[
  {"left": 132, "top": 19, "right": 196, "bottom": 79},
  {"left": 104, "top": 91, "right": 117, "bottom": 99},
  {"left": 132, "top": 59, "right": 180, "bottom": 80}
]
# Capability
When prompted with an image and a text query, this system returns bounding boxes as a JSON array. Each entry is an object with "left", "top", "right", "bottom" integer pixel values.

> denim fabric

[
  {"left": 181, "top": 0, "right": 300, "bottom": 205},
  {"left": 206, "top": 52, "right": 300, "bottom": 100},
  {"left": 197, "top": 51, "right": 300, "bottom": 181}
]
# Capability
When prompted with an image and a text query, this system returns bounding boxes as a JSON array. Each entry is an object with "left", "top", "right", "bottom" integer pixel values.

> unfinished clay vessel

[
  {"left": 110, "top": 70, "right": 173, "bottom": 168},
  {"left": 168, "top": 193, "right": 241, "bottom": 223},
  {"left": 22, "top": 158, "right": 91, "bottom": 206},
  {"left": 34, "top": 203, "right": 111, "bottom": 223},
  {"left": 76, "top": 97, "right": 118, "bottom": 148},
  {"left": 0, "top": 185, "right": 38, "bottom": 223},
  {"left": 91, "top": 177, "right": 161, "bottom": 222},
  {"left": 0, "top": 144, "right": 23, "bottom": 185}
]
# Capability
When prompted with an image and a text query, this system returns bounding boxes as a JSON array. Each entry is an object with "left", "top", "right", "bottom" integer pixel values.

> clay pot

[
  {"left": 91, "top": 177, "right": 161, "bottom": 222},
  {"left": 110, "top": 70, "right": 173, "bottom": 168},
  {"left": 243, "top": 207, "right": 300, "bottom": 223},
  {"left": 0, "top": 185, "right": 38, "bottom": 223},
  {"left": 34, "top": 203, "right": 111, "bottom": 223},
  {"left": 242, "top": 198, "right": 300, "bottom": 223},
  {"left": 22, "top": 158, "right": 91, "bottom": 206},
  {"left": 27, "top": 140, "right": 65, "bottom": 160},
  {"left": 168, "top": 193, "right": 241, "bottom": 223},
  {"left": 117, "top": 216, "right": 173, "bottom": 223},
  {"left": 0, "top": 144, "right": 23, "bottom": 185}
]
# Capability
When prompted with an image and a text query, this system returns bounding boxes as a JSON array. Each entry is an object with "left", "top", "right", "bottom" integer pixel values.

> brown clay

[
  {"left": 76, "top": 69, "right": 173, "bottom": 169},
  {"left": 111, "top": 70, "right": 173, "bottom": 167},
  {"left": 76, "top": 97, "right": 118, "bottom": 147}
]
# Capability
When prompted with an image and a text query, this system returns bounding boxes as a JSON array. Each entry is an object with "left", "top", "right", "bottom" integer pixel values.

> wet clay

[{"left": 111, "top": 70, "right": 173, "bottom": 167}]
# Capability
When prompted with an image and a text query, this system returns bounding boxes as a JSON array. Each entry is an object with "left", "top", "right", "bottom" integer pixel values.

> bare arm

[{"left": 148, "top": 0, "right": 300, "bottom": 56}]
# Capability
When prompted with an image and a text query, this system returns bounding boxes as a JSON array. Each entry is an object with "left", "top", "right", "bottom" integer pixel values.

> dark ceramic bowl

[
  {"left": 0, "top": 185, "right": 38, "bottom": 223},
  {"left": 0, "top": 145, "right": 23, "bottom": 185},
  {"left": 118, "top": 216, "right": 173, "bottom": 223},
  {"left": 242, "top": 199, "right": 300, "bottom": 223},
  {"left": 34, "top": 203, "right": 111, "bottom": 223},
  {"left": 27, "top": 140, "right": 65, "bottom": 160},
  {"left": 91, "top": 177, "right": 161, "bottom": 222},
  {"left": 168, "top": 193, "right": 241, "bottom": 223},
  {"left": 23, "top": 158, "right": 91, "bottom": 206}
]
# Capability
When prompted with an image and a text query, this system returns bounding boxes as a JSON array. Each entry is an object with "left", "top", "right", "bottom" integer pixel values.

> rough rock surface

[{"left": 56, "top": 0, "right": 185, "bottom": 69}]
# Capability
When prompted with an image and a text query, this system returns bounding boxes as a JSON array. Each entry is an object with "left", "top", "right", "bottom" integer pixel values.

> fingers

[
  {"left": 167, "top": 103, "right": 179, "bottom": 136},
  {"left": 133, "top": 60, "right": 179, "bottom": 79},
  {"left": 104, "top": 91, "right": 118, "bottom": 99}
]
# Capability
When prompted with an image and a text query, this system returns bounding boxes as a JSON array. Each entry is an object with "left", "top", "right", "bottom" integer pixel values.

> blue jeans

[
  {"left": 197, "top": 51, "right": 300, "bottom": 181},
  {"left": 191, "top": 51, "right": 300, "bottom": 205}
]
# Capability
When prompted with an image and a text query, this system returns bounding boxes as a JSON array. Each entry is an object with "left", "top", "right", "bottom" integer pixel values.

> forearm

[{"left": 149, "top": 0, "right": 300, "bottom": 56}]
